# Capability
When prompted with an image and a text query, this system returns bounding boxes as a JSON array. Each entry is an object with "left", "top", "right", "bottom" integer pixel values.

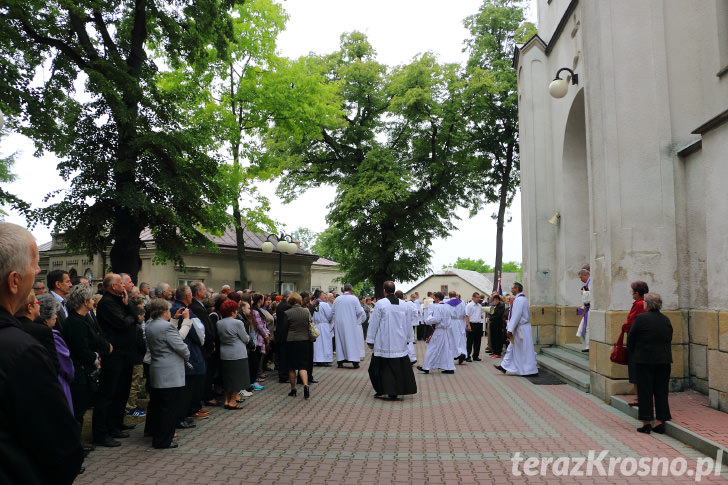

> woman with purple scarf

[{"left": 38, "top": 293, "right": 75, "bottom": 412}]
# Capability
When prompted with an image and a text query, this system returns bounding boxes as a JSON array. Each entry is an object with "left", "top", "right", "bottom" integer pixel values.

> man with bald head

[
  {"left": 93, "top": 273, "right": 136, "bottom": 447},
  {"left": 0, "top": 222, "right": 83, "bottom": 483}
]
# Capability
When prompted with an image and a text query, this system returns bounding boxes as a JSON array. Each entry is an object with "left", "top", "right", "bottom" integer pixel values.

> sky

[{"left": 1, "top": 0, "right": 534, "bottom": 284}]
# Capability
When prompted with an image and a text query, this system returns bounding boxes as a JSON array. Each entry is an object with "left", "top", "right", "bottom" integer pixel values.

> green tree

[
  {"left": 266, "top": 33, "right": 469, "bottom": 297},
  {"left": 0, "top": 135, "right": 28, "bottom": 219},
  {"left": 290, "top": 227, "right": 318, "bottom": 252},
  {"left": 445, "top": 257, "right": 493, "bottom": 273},
  {"left": 1, "top": 0, "right": 240, "bottom": 281},
  {"left": 461, "top": 0, "right": 536, "bottom": 292},
  {"left": 201, "top": 0, "right": 341, "bottom": 288}
]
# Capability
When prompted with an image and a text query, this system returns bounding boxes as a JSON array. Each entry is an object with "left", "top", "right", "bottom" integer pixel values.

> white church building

[{"left": 515, "top": 0, "right": 728, "bottom": 410}]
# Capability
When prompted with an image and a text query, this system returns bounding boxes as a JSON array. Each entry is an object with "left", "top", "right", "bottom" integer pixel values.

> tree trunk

[
  {"left": 109, "top": 209, "right": 143, "bottom": 284},
  {"left": 492, "top": 138, "right": 515, "bottom": 293},
  {"left": 232, "top": 199, "right": 247, "bottom": 291}
]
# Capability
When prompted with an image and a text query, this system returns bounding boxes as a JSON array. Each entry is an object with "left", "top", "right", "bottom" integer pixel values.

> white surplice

[
  {"left": 422, "top": 302, "right": 456, "bottom": 371},
  {"left": 366, "top": 298, "right": 413, "bottom": 358},
  {"left": 332, "top": 293, "right": 367, "bottom": 362},
  {"left": 447, "top": 300, "right": 467, "bottom": 358},
  {"left": 313, "top": 300, "right": 334, "bottom": 363},
  {"left": 405, "top": 300, "right": 420, "bottom": 362},
  {"left": 500, "top": 293, "right": 538, "bottom": 375}
]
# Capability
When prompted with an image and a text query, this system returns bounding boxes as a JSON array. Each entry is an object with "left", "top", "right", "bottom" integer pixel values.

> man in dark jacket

[
  {"left": 0, "top": 222, "right": 83, "bottom": 484},
  {"left": 189, "top": 281, "right": 219, "bottom": 406},
  {"left": 92, "top": 273, "right": 136, "bottom": 447}
]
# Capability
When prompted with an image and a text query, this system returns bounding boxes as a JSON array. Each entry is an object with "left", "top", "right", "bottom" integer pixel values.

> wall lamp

[{"left": 549, "top": 68, "right": 578, "bottom": 99}]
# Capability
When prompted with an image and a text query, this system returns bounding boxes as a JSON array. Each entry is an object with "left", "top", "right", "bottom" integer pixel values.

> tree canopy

[
  {"left": 265, "top": 32, "right": 473, "bottom": 297},
  {"left": 1, "top": 0, "right": 242, "bottom": 281}
]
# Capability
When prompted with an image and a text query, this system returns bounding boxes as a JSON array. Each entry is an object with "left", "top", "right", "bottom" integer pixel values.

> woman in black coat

[{"left": 627, "top": 292, "right": 672, "bottom": 434}]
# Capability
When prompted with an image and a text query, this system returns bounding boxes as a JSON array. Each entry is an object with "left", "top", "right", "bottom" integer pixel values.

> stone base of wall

[{"left": 530, "top": 306, "right": 728, "bottom": 413}]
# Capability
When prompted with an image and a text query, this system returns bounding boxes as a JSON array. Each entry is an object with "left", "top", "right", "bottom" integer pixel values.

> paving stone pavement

[{"left": 76, "top": 342, "right": 728, "bottom": 484}]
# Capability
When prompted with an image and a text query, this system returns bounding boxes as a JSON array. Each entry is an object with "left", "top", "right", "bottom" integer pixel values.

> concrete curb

[{"left": 610, "top": 395, "right": 728, "bottom": 465}]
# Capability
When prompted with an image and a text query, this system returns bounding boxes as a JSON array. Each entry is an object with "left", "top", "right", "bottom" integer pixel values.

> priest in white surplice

[
  {"left": 495, "top": 282, "right": 538, "bottom": 376},
  {"left": 405, "top": 293, "right": 420, "bottom": 363},
  {"left": 446, "top": 291, "right": 467, "bottom": 365},
  {"left": 312, "top": 292, "right": 334, "bottom": 365},
  {"left": 417, "top": 292, "right": 456, "bottom": 374},
  {"left": 332, "top": 283, "right": 367, "bottom": 368},
  {"left": 366, "top": 281, "right": 417, "bottom": 400}
]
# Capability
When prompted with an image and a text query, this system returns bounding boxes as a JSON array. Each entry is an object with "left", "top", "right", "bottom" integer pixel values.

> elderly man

[
  {"left": 93, "top": 273, "right": 136, "bottom": 447},
  {"left": 332, "top": 283, "right": 366, "bottom": 368},
  {"left": 576, "top": 269, "right": 591, "bottom": 352},
  {"left": 495, "top": 283, "right": 538, "bottom": 377},
  {"left": 0, "top": 222, "right": 83, "bottom": 483},
  {"left": 32, "top": 280, "right": 47, "bottom": 295},
  {"left": 366, "top": 281, "right": 417, "bottom": 400},
  {"left": 189, "top": 281, "right": 219, "bottom": 407}
]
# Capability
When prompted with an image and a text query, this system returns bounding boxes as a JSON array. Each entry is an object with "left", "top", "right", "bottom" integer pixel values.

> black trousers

[
  {"left": 146, "top": 386, "right": 182, "bottom": 448},
  {"left": 466, "top": 322, "right": 484, "bottom": 359},
  {"left": 203, "top": 355, "right": 218, "bottom": 402},
  {"left": 92, "top": 355, "right": 132, "bottom": 441},
  {"left": 490, "top": 321, "right": 505, "bottom": 356},
  {"left": 636, "top": 363, "right": 672, "bottom": 422}
]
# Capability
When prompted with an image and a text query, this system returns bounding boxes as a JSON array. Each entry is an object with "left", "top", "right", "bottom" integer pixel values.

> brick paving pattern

[{"left": 76, "top": 342, "right": 728, "bottom": 484}]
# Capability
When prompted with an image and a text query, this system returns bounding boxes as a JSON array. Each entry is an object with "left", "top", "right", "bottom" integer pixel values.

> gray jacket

[
  {"left": 216, "top": 317, "right": 250, "bottom": 360},
  {"left": 146, "top": 317, "right": 190, "bottom": 389}
]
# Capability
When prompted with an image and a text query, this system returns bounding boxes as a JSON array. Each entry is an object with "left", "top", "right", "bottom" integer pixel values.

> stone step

[
  {"left": 536, "top": 353, "right": 590, "bottom": 392},
  {"left": 541, "top": 347, "right": 590, "bottom": 372},
  {"left": 560, "top": 342, "right": 591, "bottom": 359}
]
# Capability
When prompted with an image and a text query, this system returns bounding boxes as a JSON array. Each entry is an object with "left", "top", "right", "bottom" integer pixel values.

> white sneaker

[{"left": 238, "top": 390, "right": 253, "bottom": 397}]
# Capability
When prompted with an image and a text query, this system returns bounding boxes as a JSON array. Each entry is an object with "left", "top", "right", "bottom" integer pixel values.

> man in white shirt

[
  {"left": 366, "top": 281, "right": 417, "bottom": 400},
  {"left": 465, "top": 293, "right": 484, "bottom": 362}
]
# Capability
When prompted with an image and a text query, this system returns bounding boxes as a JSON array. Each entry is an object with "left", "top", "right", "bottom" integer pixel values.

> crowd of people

[{"left": 0, "top": 220, "right": 675, "bottom": 484}]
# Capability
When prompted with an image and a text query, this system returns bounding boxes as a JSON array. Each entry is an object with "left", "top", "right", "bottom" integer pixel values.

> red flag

[{"left": 498, "top": 277, "right": 503, "bottom": 296}]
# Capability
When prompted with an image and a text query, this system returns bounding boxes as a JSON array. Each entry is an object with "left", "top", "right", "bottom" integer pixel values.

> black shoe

[
  {"left": 374, "top": 393, "right": 383, "bottom": 398},
  {"left": 410, "top": 360, "right": 417, "bottom": 366},
  {"left": 465, "top": 357, "right": 472, "bottom": 362},
  {"left": 323, "top": 363, "right": 332, "bottom": 367},
  {"left": 494, "top": 365, "right": 506, "bottom": 374},
  {"left": 581, "top": 348, "right": 589, "bottom": 352},
  {"left": 652, "top": 423, "right": 666, "bottom": 434},
  {"left": 304, "top": 385, "right": 310, "bottom": 399},
  {"left": 176, "top": 420, "right": 196, "bottom": 429},
  {"left": 473, "top": 357, "right": 482, "bottom": 361},
  {"left": 458, "top": 354, "right": 465, "bottom": 365},
  {"left": 155, "top": 441, "right": 179, "bottom": 449},
  {"left": 119, "top": 423, "right": 136, "bottom": 430},
  {"left": 387, "top": 395, "right": 399, "bottom": 401},
  {"left": 78, "top": 467, "right": 85, "bottom": 475},
  {"left": 110, "top": 430, "right": 130, "bottom": 439},
  {"left": 337, "top": 362, "right": 344, "bottom": 368},
  {"left": 416, "top": 366, "right": 429, "bottom": 374},
  {"left": 83, "top": 445, "right": 95, "bottom": 453},
  {"left": 236, "top": 398, "right": 245, "bottom": 404},
  {"left": 353, "top": 362, "right": 359, "bottom": 369},
  {"left": 442, "top": 370, "right": 455, "bottom": 374},
  {"left": 94, "top": 436, "right": 121, "bottom": 447},
  {"left": 288, "top": 389, "right": 297, "bottom": 397},
  {"left": 309, "top": 378, "right": 319, "bottom": 384},
  {"left": 637, "top": 424, "right": 652, "bottom": 434}
]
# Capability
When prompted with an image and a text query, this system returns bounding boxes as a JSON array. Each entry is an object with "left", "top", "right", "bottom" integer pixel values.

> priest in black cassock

[{"left": 366, "top": 281, "right": 417, "bottom": 401}]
